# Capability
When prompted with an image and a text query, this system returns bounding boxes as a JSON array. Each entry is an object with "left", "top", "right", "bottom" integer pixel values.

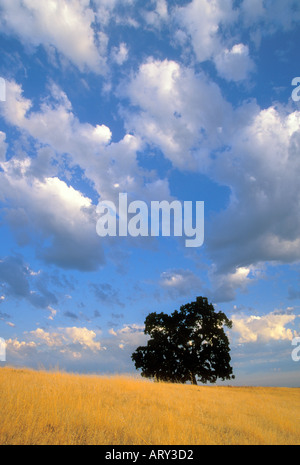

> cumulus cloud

[
  {"left": 0, "top": 79, "right": 177, "bottom": 273},
  {"left": 1, "top": 71, "right": 299, "bottom": 303},
  {"left": 175, "top": 0, "right": 300, "bottom": 66},
  {"left": 64, "top": 327, "right": 102, "bottom": 352},
  {"left": 108, "top": 323, "right": 147, "bottom": 350},
  {"left": 4, "top": 325, "right": 108, "bottom": 371},
  {"left": 207, "top": 266, "right": 255, "bottom": 303},
  {"left": 7, "top": 338, "right": 36, "bottom": 351},
  {"left": 29, "top": 326, "right": 104, "bottom": 352},
  {"left": 214, "top": 43, "right": 255, "bottom": 82},
  {"left": 5, "top": 323, "right": 146, "bottom": 373},
  {"left": 0, "top": 81, "right": 158, "bottom": 269},
  {"left": 1, "top": 79, "right": 167, "bottom": 204},
  {"left": 1, "top": 0, "right": 299, "bottom": 79},
  {"left": 0, "top": 158, "right": 105, "bottom": 271},
  {"left": 120, "top": 56, "right": 300, "bottom": 297},
  {"left": 174, "top": 0, "right": 236, "bottom": 63},
  {"left": 143, "top": 0, "right": 169, "bottom": 27},
  {"left": 120, "top": 57, "right": 232, "bottom": 170},
  {"left": 0, "top": 0, "right": 299, "bottom": 320},
  {"left": 0, "top": 131, "right": 7, "bottom": 161},
  {"left": 0, "top": 0, "right": 106, "bottom": 73},
  {"left": 231, "top": 311, "right": 298, "bottom": 344},
  {"left": 111, "top": 42, "right": 129, "bottom": 65},
  {"left": 207, "top": 105, "right": 300, "bottom": 273},
  {"left": 159, "top": 268, "right": 203, "bottom": 298},
  {"left": 29, "top": 328, "right": 63, "bottom": 348}
]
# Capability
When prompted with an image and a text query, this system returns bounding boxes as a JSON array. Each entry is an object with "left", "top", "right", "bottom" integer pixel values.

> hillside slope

[{"left": 0, "top": 367, "right": 299, "bottom": 445}]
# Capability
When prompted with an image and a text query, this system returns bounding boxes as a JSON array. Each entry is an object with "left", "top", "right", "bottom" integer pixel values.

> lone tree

[{"left": 131, "top": 297, "right": 234, "bottom": 385}]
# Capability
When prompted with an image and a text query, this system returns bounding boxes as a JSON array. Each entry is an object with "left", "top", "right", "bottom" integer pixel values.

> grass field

[{"left": 0, "top": 367, "right": 299, "bottom": 445}]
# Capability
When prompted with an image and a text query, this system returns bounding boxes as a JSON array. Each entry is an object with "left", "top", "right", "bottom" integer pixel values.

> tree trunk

[{"left": 190, "top": 373, "right": 198, "bottom": 385}]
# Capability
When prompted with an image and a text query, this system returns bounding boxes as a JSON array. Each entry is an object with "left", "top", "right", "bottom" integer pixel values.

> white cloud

[
  {"left": 109, "top": 324, "right": 147, "bottom": 349},
  {"left": 29, "top": 328, "right": 63, "bottom": 347},
  {"left": 175, "top": 0, "right": 236, "bottom": 63},
  {"left": 1, "top": 74, "right": 300, "bottom": 299},
  {"left": 207, "top": 104, "right": 300, "bottom": 272},
  {"left": 8, "top": 323, "right": 142, "bottom": 362},
  {"left": 64, "top": 327, "right": 102, "bottom": 352},
  {"left": 47, "top": 306, "right": 57, "bottom": 321},
  {"left": 121, "top": 58, "right": 232, "bottom": 170},
  {"left": 30, "top": 326, "right": 104, "bottom": 352},
  {"left": 0, "top": 157, "right": 104, "bottom": 270},
  {"left": 143, "top": 0, "right": 169, "bottom": 27},
  {"left": 0, "top": 131, "right": 7, "bottom": 161},
  {"left": 214, "top": 43, "right": 255, "bottom": 81},
  {"left": 159, "top": 269, "right": 203, "bottom": 297},
  {"left": 93, "top": 0, "right": 129, "bottom": 26},
  {"left": 0, "top": 0, "right": 105, "bottom": 73},
  {"left": 207, "top": 266, "right": 255, "bottom": 302},
  {"left": 5, "top": 322, "right": 145, "bottom": 372},
  {"left": 121, "top": 57, "right": 300, "bottom": 295},
  {"left": 6, "top": 338, "right": 36, "bottom": 350},
  {"left": 232, "top": 311, "right": 298, "bottom": 344},
  {"left": 111, "top": 42, "right": 129, "bottom": 65},
  {"left": 0, "top": 80, "right": 171, "bottom": 269},
  {"left": 2, "top": 80, "right": 32, "bottom": 126},
  {"left": 5, "top": 326, "right": 105, "bottom": 369},
  {"left": 175, "top": 0, "right": 300, "bottom": 66},
  {"left": 154, "top": 0, "right": 168, "bottom": 18},
  {"left": 1, "top": 79, "right": 166, "bottom": 205},
  {"left": 1, "top": 2, "right": 300, "bottom": 307}
]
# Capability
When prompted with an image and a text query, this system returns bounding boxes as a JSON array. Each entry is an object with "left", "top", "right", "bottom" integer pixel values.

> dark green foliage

[{"left": 131, "top": 297, "right": 235, "bottom": 385}]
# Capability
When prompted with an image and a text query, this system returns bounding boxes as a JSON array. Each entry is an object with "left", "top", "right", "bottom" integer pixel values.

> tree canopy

[{"left": 131, "top": 296, "right": 235, "bottom": 385}]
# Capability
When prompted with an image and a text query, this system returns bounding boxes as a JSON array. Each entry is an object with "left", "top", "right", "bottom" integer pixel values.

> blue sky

[{"left": 0, "top": 0, "right": 299, "bottom": 386}]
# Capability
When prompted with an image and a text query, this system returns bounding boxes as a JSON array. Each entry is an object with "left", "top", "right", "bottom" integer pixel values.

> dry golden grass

[{"left": 0, "top": 367, "right": 299, "bottom": 445}]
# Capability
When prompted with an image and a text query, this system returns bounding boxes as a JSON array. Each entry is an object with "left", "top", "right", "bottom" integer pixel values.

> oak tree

[{"left": 131, "top": 297, "right": 234, "bottom": 385}]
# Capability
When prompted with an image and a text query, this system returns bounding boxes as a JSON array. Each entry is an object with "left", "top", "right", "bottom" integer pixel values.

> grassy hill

[{"left": 0, "top": 367, "right": 299, "bottom": 445}]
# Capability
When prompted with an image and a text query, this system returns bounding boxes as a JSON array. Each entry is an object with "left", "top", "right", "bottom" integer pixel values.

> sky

[{"left": 0, "top": 0, "right": 299, "bottom": 386}]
